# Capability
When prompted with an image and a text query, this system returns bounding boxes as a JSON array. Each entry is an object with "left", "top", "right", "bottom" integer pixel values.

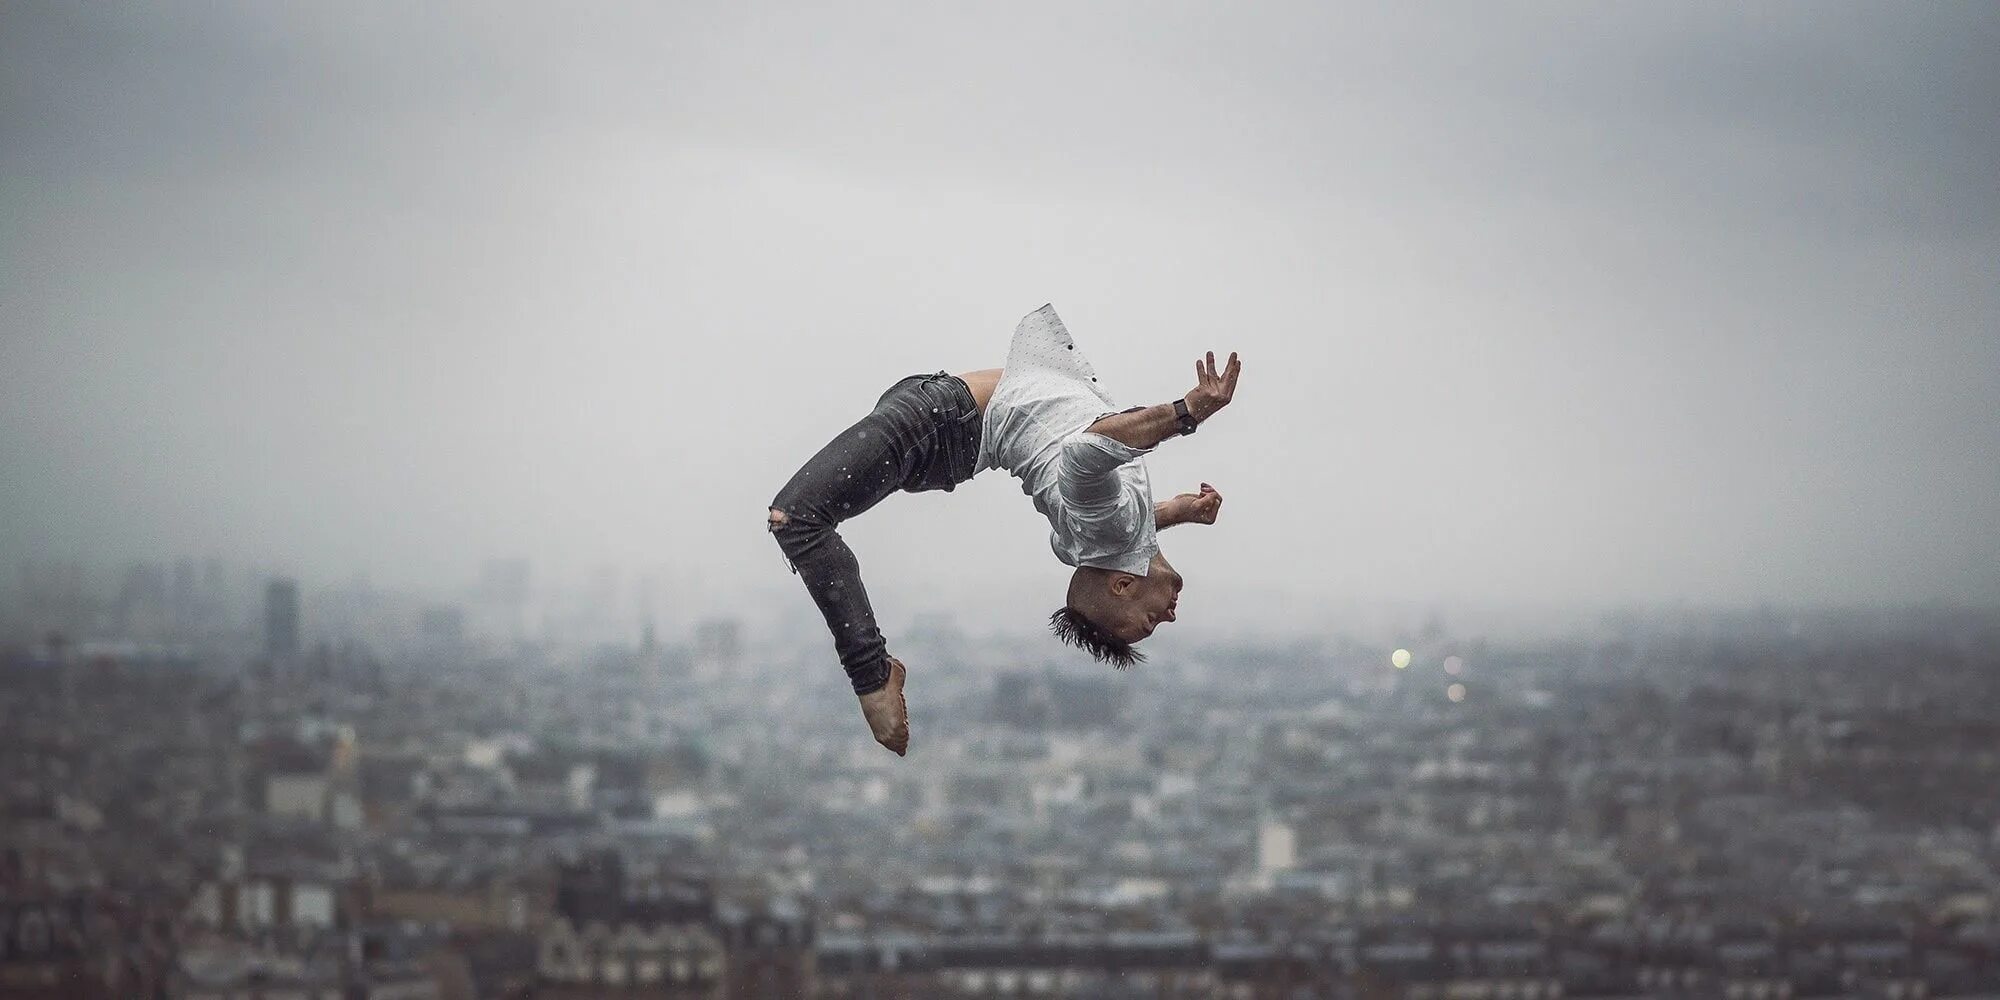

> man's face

[{"left": 1112, "top": 552, "right": 1183, "bottom": 643}]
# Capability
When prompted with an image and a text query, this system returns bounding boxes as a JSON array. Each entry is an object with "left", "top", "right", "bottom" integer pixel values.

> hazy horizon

[{"left": 5, "top": 3, "right": 1997, "bottom": 633}]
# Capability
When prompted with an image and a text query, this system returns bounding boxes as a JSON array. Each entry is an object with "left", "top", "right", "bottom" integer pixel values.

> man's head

[{"left": 1048, "top": 551, "right": 1183, "bottom": 668}]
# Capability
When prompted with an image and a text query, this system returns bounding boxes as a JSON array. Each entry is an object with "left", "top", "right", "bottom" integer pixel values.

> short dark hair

[{"left": 1048, "top": 606, "right": 1146, "bottom": 669}]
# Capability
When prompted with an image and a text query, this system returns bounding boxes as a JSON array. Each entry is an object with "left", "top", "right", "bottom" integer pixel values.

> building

[
  {"left": 0, "top": 897, "right": 117, "bottom": 999},
  {"left": 264, "top": 578, "right": 300, "bottom": 662},
  {"left": 1257, "top": 820, "right": 1298, "bottom": 878},
  {"left": 534, "top": 852, "right": 733, "bottom": 999}
]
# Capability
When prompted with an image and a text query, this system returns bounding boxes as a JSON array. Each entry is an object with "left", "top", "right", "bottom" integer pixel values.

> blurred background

[{"left": 2, "top": 3, "right": 1996, "bottom": 997}]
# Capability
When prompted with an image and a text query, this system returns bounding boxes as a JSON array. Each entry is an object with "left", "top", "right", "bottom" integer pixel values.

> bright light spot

[
  {"left": 1391, "top": 648, "right": 1412, "bottom": 670},
  {"left": 1447, "top": 683, "right": 1466, "bottom": 703},
  {"left": 1443, "top": 656, "right": 1463, "bottom": 676}
]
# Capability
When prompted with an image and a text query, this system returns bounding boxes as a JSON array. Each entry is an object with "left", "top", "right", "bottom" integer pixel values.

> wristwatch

[{"left": 1173, "top": 397, "right": 1198, "bottom": 436}]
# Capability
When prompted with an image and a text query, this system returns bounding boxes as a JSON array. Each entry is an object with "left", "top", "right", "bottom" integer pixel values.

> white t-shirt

[{"left": 975, "top": 304, "right": 1159, "bottom": 575}]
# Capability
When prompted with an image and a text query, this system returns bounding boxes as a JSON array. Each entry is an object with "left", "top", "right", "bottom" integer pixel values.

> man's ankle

[{"left": 854, "top": 661, "right": 894, "bottom": 697}]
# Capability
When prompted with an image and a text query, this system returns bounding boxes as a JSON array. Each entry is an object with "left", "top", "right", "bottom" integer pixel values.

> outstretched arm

[
  {"left": 1059, "top": 351, "right": 1242, "bottom": 513},
  {"left": 1156, "top": 483, "right": 1223, "bottom": 529},
  {"left": 1085, "top": 351, "right": 1242, "bottom": 450}
]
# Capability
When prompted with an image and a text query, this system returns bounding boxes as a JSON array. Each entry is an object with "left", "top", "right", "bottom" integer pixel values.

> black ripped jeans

[{"left": 768, "top": 372, "right": 982, "bottom": 695}]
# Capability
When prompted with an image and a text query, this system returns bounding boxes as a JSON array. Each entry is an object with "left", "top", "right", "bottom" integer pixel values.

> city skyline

[{"left": 5, "top": 581, "right": 1995, "bottom": 996}]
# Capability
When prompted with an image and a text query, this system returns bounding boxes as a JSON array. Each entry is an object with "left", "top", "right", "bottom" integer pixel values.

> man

[{"left": 767, "top": 304, "right": 1242, "bottom": 755}]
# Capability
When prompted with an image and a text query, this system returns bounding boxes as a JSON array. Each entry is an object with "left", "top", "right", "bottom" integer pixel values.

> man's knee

[
  {"left": 767, "top": 507, "right": 801, "bottom": 547},
  {"left": 767, "top": 505, "right": 820, "bottom": 556},
  {"left": 768, "top": 506, "right": 808, "bottom": 572}
]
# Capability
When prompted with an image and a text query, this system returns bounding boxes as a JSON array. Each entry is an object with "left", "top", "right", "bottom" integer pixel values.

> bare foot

[{"left": 856, "top": 657, "right": 909, "bottom": 756}]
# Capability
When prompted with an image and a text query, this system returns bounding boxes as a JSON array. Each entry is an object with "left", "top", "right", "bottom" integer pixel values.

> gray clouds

[{"left": 3, "top": 2, "right": 1995, "bottom": 631}]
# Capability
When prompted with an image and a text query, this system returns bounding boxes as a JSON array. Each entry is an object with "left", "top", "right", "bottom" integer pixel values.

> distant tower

[
  {"left": 47, "top": 631, "right": 74, "bottom": 718},
  {"left": 1420, "top": 607, "right": 1447, "bottom": 643},
  {"left": 171, "top": 559, "right": 198, "bottom": 634},
  {"left": 265, "top": 578, "right": 301, "bottom": 661},
  {"left": 478, "top": 558, "right": 531, "bottom": 643},
  {"left": 692, "top": 619, "right": 743, "bottom": 683}
]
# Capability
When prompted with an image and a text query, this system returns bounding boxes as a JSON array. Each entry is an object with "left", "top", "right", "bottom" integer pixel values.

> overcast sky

[{"left": 3, "top": 2, "right": 1996, "bottom": 635}]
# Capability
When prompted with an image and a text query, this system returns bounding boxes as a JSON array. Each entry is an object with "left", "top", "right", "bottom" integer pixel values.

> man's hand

[
  {"left": 1184, "top": 351, "right": 1242, "bottom": 422},
  {"left": 1083, "top": 350, "right": 1243, "bottom": 452},
  {"left": 1158, "top": 483, "right": 1223, "bottom": 528}
]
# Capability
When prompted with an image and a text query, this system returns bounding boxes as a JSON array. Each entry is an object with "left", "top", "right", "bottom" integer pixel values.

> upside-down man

[{"left": 767, "top": 304, "right": 1242, "bottom": 755}]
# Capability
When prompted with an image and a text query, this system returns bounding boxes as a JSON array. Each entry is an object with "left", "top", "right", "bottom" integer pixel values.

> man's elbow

[{"left": 1066, "top": 430, "right": 1148, "bottom": 465}]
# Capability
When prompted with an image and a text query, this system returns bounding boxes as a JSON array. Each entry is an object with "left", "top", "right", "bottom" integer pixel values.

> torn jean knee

[{"left": 768, "top": 507, "right": 800, "bottom": 575}]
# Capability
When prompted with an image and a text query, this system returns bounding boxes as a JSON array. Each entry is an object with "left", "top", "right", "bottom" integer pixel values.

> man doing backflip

[{"left": 767, "top": 304, "right": 1242, "bottom": 755}]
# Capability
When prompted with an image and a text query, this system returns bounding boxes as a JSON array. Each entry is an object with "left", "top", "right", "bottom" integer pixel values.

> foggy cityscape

[
  {"left": 4, "top": 2, "right": 1998, "bottom": 999},
  {"left": 4, "top": 570, "right": 1998, "bottom": 997}
]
